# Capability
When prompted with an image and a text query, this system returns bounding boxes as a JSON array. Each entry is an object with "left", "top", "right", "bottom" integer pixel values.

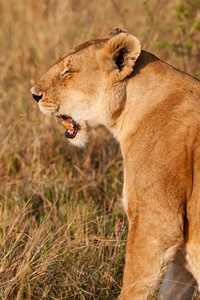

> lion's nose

[
  {"left": 30, "top": 87, "right": 43, "bottom": 102},
  {"left": 31, "top": 92, "right": 43, "bottom": 102},
  {"left": 32, "top": 93, "right": 43, "bottom": 102}
]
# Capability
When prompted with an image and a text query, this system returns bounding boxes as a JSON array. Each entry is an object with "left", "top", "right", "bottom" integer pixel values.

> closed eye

[{"left": 62, "top": 69, "right": 70, "bottom": 76}]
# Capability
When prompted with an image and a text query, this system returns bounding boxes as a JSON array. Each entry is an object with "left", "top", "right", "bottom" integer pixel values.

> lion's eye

[{"left": 62, "top": 69, "right": 70, "bottom": 76}]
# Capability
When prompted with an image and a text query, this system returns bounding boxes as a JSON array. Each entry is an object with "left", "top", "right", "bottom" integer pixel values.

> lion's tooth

[{"left": 62, "top": 120, "right": 73, "bottom": 131}]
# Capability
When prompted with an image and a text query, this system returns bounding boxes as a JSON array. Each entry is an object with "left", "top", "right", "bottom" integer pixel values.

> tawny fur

[{"left": 31, "top": 28, "right": 200, "bottom": 299}]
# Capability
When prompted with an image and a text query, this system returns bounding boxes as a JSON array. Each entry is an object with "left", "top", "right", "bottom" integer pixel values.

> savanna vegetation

[{"left": 0, "top": 0, "right": 200, "bottom": 299}]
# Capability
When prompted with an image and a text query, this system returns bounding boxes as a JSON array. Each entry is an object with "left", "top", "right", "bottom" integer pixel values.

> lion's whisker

[{"left": 52, "top": 113, "right": 60, "bottom": 129}]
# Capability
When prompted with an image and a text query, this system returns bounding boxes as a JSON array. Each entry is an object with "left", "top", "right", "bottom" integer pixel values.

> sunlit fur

[{"left": 31, "top": 28, "right": 200, "bottom": 299}]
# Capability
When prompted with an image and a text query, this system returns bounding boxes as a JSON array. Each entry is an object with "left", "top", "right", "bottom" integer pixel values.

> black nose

[{"left": 32, "top": 93, "right": 43, "bottom": 102}]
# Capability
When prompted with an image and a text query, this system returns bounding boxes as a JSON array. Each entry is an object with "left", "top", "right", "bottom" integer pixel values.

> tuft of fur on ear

[
  {"left": 103, "top": 27, "right": 128, "bottom": 39},
  {"left": 102, "top": 32, "right": 141, "bottom": 81}
]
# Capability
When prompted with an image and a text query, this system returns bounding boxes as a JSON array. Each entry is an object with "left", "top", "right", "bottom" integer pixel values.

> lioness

[{"left": 31, "top": 28, "right": 200, "bottom": 299}]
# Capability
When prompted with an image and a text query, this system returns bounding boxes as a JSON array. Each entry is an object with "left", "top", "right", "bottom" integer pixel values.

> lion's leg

[
  {"left": 185, "top": 241, "right": 200, "bottom": 296},
  {"left": 158, "top": 252, "right": 197, "bottom": 300},
  {"left": 119, "top": 217, "right": 184, "bottom": 300},
  {"left": 182, "top": 199, "right": 200, "bottom": 298}
]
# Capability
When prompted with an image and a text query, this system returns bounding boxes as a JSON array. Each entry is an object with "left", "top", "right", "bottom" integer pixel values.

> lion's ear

[
  {"left": 103, "top": 33, "right": 141, "bottom": 81},
  {"left": 103, "top": 27, "right": 128, "bottom": 38}
]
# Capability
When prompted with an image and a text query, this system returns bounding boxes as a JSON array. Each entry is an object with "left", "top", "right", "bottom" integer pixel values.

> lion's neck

[{"left": 108, "top": 51, "right": 197, "bottom": 146}]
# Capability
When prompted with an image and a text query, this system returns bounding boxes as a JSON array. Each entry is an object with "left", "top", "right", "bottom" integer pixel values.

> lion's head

[{"left": 30, "top": 28, "right": 141, "bottom": 147}]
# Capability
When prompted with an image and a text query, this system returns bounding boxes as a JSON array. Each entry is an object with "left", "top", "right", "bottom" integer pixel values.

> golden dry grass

[{"left": 0, "top": 0, "right": 200, "bottom": 299}]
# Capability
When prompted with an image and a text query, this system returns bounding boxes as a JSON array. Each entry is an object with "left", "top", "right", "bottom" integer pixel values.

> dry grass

[{"left": 0, "top": 0, "right": 200, "bottom": 299}]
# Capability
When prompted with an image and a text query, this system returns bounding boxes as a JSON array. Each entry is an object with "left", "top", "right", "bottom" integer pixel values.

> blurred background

[{"left": 0, "top": 0, "right": 200, "bottom": 299}]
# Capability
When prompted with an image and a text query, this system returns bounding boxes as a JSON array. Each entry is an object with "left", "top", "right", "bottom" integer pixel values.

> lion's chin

[{"left": 67, "top": 129, "right": 88, "bottom": 148}]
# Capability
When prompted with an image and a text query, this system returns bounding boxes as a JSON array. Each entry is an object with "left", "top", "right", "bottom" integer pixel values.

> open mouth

[{"left": 57, "top": 115, "right": 79, "bottom": 139}]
